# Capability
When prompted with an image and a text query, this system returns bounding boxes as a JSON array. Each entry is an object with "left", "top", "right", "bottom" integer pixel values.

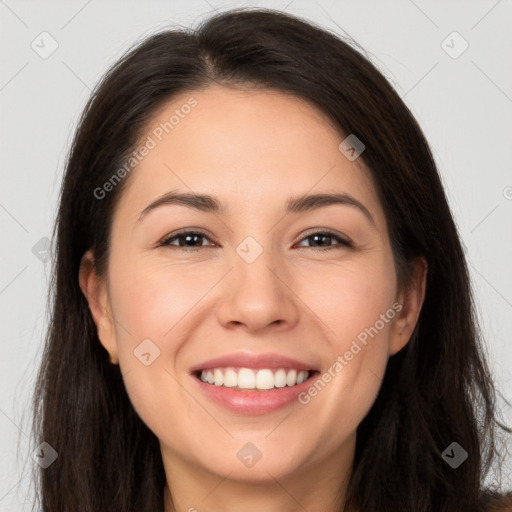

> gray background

[{"left": 1, "top": 0, "right": 511, "bottom": 508}]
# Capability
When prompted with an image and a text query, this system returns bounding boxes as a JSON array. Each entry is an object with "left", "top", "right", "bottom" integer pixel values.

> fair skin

[{"left": 79, "top": 85, "right": 427, "bottom": 512}]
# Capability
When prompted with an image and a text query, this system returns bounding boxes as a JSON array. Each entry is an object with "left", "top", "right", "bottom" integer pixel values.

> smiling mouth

[{"left": 193, "top": 367, "right": 318, "bottom": 391}]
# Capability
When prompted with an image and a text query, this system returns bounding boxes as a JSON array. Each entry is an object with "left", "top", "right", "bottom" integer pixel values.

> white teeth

[
  {"left": 198, "top": 367, "right": 310, "bottom": 390},
  {"left": 296, "top": 370, "right": 308, "bottom": 384},
  {"left": 274, "top": 368, "right": 287, "bottom": 388},
  {"left": 213, "top": 368, "right": 224, "bottom": 386},
  {"left": 237, "top": 368, "right": 256, "bottom": 389},
  {"left": 286, "top": 369, "right": 297, "bottom": 387},
  {"left": 255, "top": 369, "right": 274, "bottom": 390},
  {"left": 223, "top": 368, "right": 238, "bottom": 387}
]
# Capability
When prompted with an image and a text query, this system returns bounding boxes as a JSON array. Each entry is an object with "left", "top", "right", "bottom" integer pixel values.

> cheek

[
  {"left": 300, "top": 255, "right": 397, "bottom": 348},
  {"left": 109, "top": 256, "right": 215, "bottom": 343},
  {"left": 294, "top": 257, "right": 397, "bottom": 435},
  {"left": 106, "top": 257, "right": 207, "bottom": 440},
  {"left": 297, "top": 319, "right": 392, "bottom": 465}
]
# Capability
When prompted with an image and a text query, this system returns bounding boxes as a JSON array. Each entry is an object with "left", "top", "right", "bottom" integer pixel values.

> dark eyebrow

[
  {"left": 138, "top": 191, "right": 226, "bottom": 220},
  {"left": 138, "top": 190, "right": 375, "bottom": 226},
  {"left": 286, "top": 192, "right": 375, "bottom": 226}
]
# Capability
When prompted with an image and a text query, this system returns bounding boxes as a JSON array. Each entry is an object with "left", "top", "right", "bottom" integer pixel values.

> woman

[{"left": 32, "top": 7, "right": 511, "bottom": 512}]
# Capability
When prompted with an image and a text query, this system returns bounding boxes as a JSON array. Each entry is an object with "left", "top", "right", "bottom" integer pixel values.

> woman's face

[{"left": 81, "top": 85, "right": 425, "bottom": 492}]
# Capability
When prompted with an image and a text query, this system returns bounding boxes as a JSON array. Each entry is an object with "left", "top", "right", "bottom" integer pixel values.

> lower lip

[{"left": 193, "top": 372, "right": 318, "bottom": 415}]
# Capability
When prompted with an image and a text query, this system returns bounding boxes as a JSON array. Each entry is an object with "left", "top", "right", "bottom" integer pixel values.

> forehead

[{"left": 115, "top": 85, "right": 385, "bottom": 227}]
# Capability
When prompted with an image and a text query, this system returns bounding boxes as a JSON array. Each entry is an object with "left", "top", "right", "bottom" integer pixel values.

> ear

[
  {"left": 389, "top": 257, "right": 428, "bottom": 356},
  {"left": 78, "top": 249, "right": 118, "bottom": 364}
]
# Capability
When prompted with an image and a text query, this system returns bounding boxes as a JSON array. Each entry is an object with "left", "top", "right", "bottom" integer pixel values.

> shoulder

[{"left": 480, "top": 490, "right": 512, "bottom": 511}]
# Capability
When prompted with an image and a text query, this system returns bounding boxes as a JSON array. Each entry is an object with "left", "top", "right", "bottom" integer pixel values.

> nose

[{"left": 216, "top": 245, "right": 300, "bottom": 334}]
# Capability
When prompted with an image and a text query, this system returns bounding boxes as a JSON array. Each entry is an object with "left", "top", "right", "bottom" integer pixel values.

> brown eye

[
  {"left": 159, "top": 230, "right": 216, "bottom": 251},
  {"left": 158, "top": 229, "right": 352, "bottom": 252},
  {"left": 295, "top": 230, "right": 352, "bottom": 250}
]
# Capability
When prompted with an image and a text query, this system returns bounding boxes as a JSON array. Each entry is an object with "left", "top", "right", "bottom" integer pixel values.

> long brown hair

[{"left": 31, "top": 7, "right": 511, "bottom": 511}]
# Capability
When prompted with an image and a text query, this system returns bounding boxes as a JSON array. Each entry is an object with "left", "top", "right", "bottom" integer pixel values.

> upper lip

[{"left": 189, "top": 352, "right": 316, "bottom": 373}]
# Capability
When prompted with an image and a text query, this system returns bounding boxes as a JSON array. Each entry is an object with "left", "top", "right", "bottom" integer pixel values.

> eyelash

[{"left": 158, "top": 229, "right": 353, "bottom": 252}]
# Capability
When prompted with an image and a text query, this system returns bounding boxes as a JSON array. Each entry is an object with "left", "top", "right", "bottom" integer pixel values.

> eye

[
  {"left": 158, "top": 228, "right": 352, "bottom": 252},
  {"left": 159, "top": 230, "right": 216, "bottom": 251},
  {"left": 294, "top": 230, "right": 353, "bottom": 250}
]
